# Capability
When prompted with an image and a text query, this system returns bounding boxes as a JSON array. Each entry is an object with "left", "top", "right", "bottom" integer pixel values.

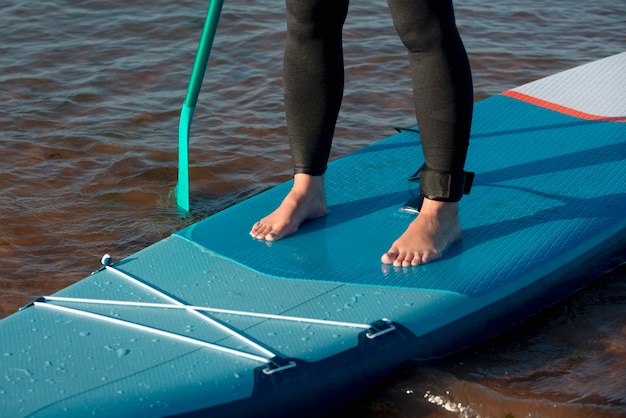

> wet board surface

[{"left": 1, "top": 53, "right": 625, "bottom": 417}]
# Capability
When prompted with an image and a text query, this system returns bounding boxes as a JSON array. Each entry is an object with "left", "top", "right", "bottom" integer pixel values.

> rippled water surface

[{"left": 1, "top": 1, "right": 625, "bottom": 416}]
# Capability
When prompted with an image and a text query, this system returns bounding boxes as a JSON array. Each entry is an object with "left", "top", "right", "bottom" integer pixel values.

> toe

[
  {"left": 421, "top": 249, "right": 441, "bottom": 264},
  {"left": 250, "top": 223, "right": 268, "bottom": 240},
  {"left": 250, "top": 222, "right": 263, "bottom": 236},
  {"left": 392, "top": 252, "right": 406, "bottom": 267},
  {"left": 381, "top": 250, "right": 398, "bottom": 265},
  {"left": 264, "top": 231, "right": 279, "bottom": 241},
  {"left": 402, "top": 255, "right": 415, "bottom": 267}
]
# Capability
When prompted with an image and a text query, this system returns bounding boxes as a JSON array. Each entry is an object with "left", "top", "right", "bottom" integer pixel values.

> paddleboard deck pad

[{"left": 2, "top": 53, "right": 625, "bottom": 417}]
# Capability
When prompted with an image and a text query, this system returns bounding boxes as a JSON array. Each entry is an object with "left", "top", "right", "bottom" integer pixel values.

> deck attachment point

[
  {"left": 366, "top": 318, "right": 396, "bottom": 339},
  {"left": 263, "top": 358, "right": 297, "bottom": 375},
  {"left": 101, "top": 254, "right": 112, "bottom": 267},
  {"left": 92, "top": 254, "right": 113, "bottom": 275},
  {"left": 394, "top": 126, "right": 420, "bottom": 134},
  {"left": 398, "top": 195, "right": 424, "bottom": 215},
  {"left": 19, "top": 296, "right": 45, "bottom": 311}
]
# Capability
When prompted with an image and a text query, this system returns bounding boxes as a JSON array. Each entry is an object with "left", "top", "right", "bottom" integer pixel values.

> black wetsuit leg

[
  {"left": 388, "top": 0, "right": 474, "bottom": 201},
  {"left": 283, "top": 0, "right": 473, "bottom": 201},
  {"left": 284, "top": 0, "right": 349, "bottom": 176}
]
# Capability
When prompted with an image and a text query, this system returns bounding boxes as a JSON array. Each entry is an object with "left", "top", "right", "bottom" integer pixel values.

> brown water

[{"left": 1, "top": 0, "right": 625, "bottom": 416}]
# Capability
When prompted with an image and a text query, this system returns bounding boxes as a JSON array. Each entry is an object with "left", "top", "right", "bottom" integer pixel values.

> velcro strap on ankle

[{"left": 418, "top": 164, "right": 474, "bottom": 202}]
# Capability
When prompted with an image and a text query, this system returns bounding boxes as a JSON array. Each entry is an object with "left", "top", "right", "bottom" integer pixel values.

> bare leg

[
  {"left": 250, "top": 173, "right": 327, "bottom": 241},
  {"left": 381, "top": 198, "right": 461, "bottom": 266}
]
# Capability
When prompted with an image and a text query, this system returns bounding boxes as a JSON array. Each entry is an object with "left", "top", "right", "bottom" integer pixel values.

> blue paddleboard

[{"left": 1, "top": 53, "right": 625, "bottom": 417}]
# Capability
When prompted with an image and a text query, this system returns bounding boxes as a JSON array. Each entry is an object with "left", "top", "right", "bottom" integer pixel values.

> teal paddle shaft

[{"left": 176, "top": 0, "right": 225, "bottom": 212}]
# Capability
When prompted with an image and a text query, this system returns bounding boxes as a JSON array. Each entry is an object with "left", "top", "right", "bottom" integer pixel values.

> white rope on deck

[
  {"left": 98, "top": 255, "right": 277, "bottom": 359},
  {"left": 33, "top": 301, "right": 272, "bottom": 365},
  {"left": 30, "top": 254, "right": 395, "bottom": 372},
  {"left": 42, "top": 296, "right": 374, "bottom": 330}
]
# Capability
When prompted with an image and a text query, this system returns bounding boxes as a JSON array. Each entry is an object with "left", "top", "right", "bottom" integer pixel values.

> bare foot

[
  {"left": 250, "top": 173, "right": 327, "bottom": 241},
  {"left": 381, "top": 198, "right": 462, "bottom": 267}
]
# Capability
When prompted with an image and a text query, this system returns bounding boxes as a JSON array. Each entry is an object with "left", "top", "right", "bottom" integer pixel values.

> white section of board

[{"left": 509, "top": 52, "right": 626, "bottom": 117}]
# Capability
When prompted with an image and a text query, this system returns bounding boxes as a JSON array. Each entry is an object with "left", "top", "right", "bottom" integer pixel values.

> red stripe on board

[{"left": 502, "top": 90, "right": 626, "bottom": 123}]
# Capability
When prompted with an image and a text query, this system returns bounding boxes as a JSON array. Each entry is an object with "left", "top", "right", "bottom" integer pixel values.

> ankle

[
  {"left": 292, "top": 173, "right": 325, "bottom": 198},
  {"left": 420, "top": 198, "right": 459, "bottom": 217}
]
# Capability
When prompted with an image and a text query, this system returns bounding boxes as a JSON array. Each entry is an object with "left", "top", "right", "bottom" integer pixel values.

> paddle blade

[{"left": 176, "top": 104, "right": 194, "bottom": 212}]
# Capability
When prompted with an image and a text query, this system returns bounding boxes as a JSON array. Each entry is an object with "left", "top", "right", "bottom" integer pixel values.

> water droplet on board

[
  {"left": 10, "top": 368, "right": 34, "bottom": 377},
  {"left": 116, "top": 349, "right": 130, "bottom": 357}
]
